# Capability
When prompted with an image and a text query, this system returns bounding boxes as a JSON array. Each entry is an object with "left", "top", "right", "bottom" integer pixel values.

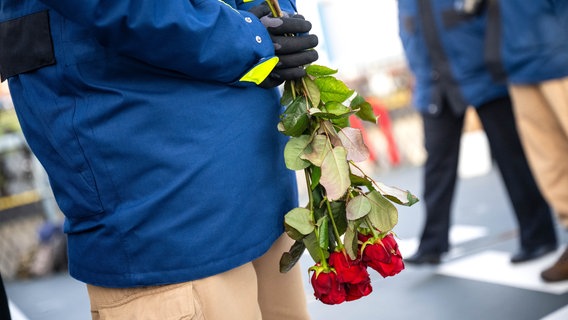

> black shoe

[
  {"left": 511, "top": 244, "right": 557, "bottom": 264},
  {"left": 405, "top": 251, "right": 441, "bottom": 265}
]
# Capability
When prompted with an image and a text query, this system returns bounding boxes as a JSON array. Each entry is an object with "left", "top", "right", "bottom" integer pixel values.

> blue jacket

[
  {"left": 489, "top": 0, "right": 568, "bottom": 84},
  {"left": 398, "top": 0, "right": 507, "bottom": 115},
  {"left": 0, "top": 0, "right": 299, "bottom": 287}
]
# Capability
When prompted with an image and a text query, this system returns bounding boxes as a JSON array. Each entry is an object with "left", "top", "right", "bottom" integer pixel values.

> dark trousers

[
  {"left": 0, "top": 273, "right": 11, "bottom": 320},
  {"left": 418, "top": 96, "right": 558, "bottom": 254}
]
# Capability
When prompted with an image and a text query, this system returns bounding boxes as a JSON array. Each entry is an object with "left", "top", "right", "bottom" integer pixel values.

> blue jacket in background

[
  {"left": 0, "top": 0, "right": 299, "bottom": 287},
  {"left": 489, "top": 0, "right": 568, "bottom": 84},
  {"left": 398, "top": 0, "right": 508, "bottom": 115}
]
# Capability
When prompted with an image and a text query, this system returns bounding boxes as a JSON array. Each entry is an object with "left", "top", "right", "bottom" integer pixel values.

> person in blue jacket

[
  {"left": 397, "top": 0, "right": 558, "bottom": 265},
  {"left": 0, "top": 0, "right": 318, "bottom": 319},
  {"left": 485, "top": 0, "right": 568, "bottom": 282}
]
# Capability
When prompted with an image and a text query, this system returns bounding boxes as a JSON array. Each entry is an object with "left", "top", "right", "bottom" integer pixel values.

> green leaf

[
  {"left": 366, "top": 191, "right": 399, "bottom": 233},
  {"left": 320, "top": 120, "right": 342, "bottom": 147},
  {"left": 306, "top": 64, "right": 338, "bottom": 77},
  {"left": 310, "top": 166, "right": 321, "bottom": 190},
  {"left": 406, "top": 192, "right": 420, "bottom": 206},
  {"left": 315, "top": 76, "right": 354, "bottom": 103},
  {"left": 317, "top": 216, "right": 329, "bottom": 250},
  {"left": 310, "top": 110, "right": 347, "bottom": 120},
  {"left": 338, "top": 127, "right": 370, "bottom": 162},
  {"left": 375, "top": 181, "right": 420, "bottom": 206},
  {"left": 344, "top": 221, "right": 360, "bottom": 260},
  {"left": 331, "top": 116, "right": 350, "bottom": 129},
  {"left": 279, "top": 96, "right": 309, "bottom": 137},
  {"left": 283, "top": 135, "right": 311, "bottom": 170},
  {"left": 284, "top": 223, "right": 305, "bottom": 241},
  {"left": 349, "top": 173, "right": 374, "bottom": 190},
  {"left": 279, "top": 240, "right": 306, "bottom": 273},
  {"left": 351, "top": 94, "right": 377, "bottom": 123},
  {"left": 323, "top": 101, "right": 352, "bottom": 117},
  {"left": 312, "top": 102, "right": 358, "bottom": 126},
  {"left": 301, "top": 134, "right": 331, "bottom": 167},
  {"left": 311, "top": 186, "right": 325, "bottom": 218},
  {"left": 280, "top": 81, "right": 294, "bottom": 106},
  {"left": 303, "top": 232, "right": 325, "bottom": 263},
  {"left": 319, "top": 146, "right": 351, "bottom": 201},
  {"left": 303, "top": 76, "right": 321, "bottom": 108},
  {"left": 284, "top": 207, "right": 315, "bottom": 235},
  {"left": 326, "top": 201, "right": 347, "bottom": 249},
  {"left": 346, "top": 195, "right": 372, "bottom": 220}
]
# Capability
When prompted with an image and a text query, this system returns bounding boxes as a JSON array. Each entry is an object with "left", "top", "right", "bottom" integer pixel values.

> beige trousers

[
  {"left": 87, "top": 234, "right": 311, "bottom": 320},
  {"left": 509, "top": 77, "right": 568, "bottom": 228}
]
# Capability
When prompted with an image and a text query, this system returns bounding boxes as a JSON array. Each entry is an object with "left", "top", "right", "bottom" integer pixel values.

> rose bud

[
  {"left": 345, "top": 276, "right": 373, "bottom": 301},
  {"left": 310, "top": 266, "right": 347, "bottom": 305},
  {"left": 361, "top": 233, "right": 405, "bottom": 278},
  {"left": 328, "top": 251, "right": 369, "bottom": 284}
]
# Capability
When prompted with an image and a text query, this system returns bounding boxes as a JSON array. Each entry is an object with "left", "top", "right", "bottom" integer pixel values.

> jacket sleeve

[{"left": 38, "top": 0, "right": 278, "bottom": 85}]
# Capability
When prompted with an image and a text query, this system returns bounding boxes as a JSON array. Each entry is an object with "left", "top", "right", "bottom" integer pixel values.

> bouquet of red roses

[{"left": 265, "top": 0, "right": 418, "bottom": 305}]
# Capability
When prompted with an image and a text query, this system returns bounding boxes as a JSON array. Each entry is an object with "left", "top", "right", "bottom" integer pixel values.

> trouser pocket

[{"left": 87, "top": 282, "right": 203, "bottom": 320}]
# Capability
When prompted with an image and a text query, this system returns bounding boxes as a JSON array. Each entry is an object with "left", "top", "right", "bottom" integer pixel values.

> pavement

[{"left": 4, "top": 162, "right": 568, "bottom": 320}]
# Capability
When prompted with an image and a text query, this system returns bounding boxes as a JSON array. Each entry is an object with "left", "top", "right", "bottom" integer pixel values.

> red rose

[
  {"left": 328, "top": 251, "right": 369, "bottom": 284},
  {"left": 327, "top": 251, "right": 373, "bottom": 302},
  {"left": 361, "top": 233, "right": 405, "bottom": 278},
  {"left": 310, "top": 268, "right": 347, "bottom": 305},
  {"left": 345, "top": 277, "right": 373, "bottom": 301},
  {"left": 358, "top": 233, "right": 372, "bottom": 243}
]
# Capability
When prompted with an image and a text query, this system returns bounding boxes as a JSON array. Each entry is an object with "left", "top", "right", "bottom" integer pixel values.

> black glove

[{"left": 250, "top": 4, "right": 319, "bottom": 88}]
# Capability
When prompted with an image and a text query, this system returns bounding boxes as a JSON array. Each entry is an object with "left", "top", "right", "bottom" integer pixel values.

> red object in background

[{"left": 349, "top": 97, "right": 401, "bottom": 166}]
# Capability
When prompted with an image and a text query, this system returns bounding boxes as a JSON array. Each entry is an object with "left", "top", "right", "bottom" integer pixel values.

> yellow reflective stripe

[
  {"left": 243, "top": 0, "right": 255, "bottom": 2},
  {"left": 239, "top": 57, "right": 279, "bottom": 85}
]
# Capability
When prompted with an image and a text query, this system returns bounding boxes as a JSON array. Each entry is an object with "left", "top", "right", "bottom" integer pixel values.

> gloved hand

[{"left": 249, "top": 4, "right": 319, "bottom": 88}]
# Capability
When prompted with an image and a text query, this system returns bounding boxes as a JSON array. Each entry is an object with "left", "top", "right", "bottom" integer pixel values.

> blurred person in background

[
  {"left": 486, "top": 0, "right": 568, "bottom": 282},
  {"left": 0, "top": 0, "right": 318, "bottom": 319},
  {"left": 397, "top": 0, "right": 558, "bottom": 265},
  {"left": 0, "top": 274, "right": 11, "bottom": 320}
]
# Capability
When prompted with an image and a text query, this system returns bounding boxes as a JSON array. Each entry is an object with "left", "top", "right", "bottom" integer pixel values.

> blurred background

[{"left": 1, "top": 0, "right": 567, "bottom": 319}]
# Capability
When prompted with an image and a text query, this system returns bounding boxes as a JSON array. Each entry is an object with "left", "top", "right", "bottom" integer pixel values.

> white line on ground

[
  {"left": 437, "top": 247, "right": 568, "bottom": 295},
  {"left": 9, "top": 299, "right": 29, "bottom": 320},
  {"left": 541, "top": 304, "right": 568, "bottom": 320},
  {"left": 398, "top": 224, "right": 489, "bottom": 258}
]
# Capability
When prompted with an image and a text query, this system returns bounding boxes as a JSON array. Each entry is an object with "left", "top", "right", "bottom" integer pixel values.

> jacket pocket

[{"left": 0, "top": 10, "right": 56, "bottom": 81}]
